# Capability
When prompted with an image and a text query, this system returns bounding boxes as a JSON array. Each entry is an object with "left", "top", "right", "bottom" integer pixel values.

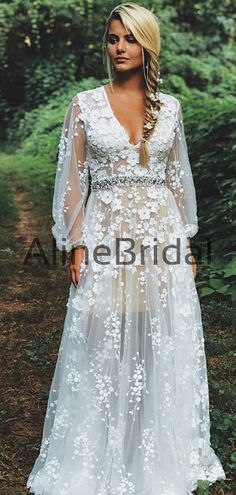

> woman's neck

[{"left": 112, "top": 69, "right": 146, "bottom": 93}]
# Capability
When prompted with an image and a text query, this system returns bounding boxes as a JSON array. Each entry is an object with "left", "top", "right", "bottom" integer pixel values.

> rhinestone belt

[{"left": 91, "top": 175, "right": 166, "bottom": 191}]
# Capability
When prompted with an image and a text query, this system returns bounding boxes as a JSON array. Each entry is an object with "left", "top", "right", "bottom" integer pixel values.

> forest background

[{"left": 0, "top": 1, "right": 235, "bottom": 494}]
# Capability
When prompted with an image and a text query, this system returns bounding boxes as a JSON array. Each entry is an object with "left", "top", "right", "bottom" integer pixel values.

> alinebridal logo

[{"left": 22, "top": 236, "right": 212, "bottom": 266}]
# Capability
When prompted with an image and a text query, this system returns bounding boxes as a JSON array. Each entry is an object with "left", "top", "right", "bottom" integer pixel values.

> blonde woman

[{"left": 27, "top": 3, "right": 226, "bottom": 495}]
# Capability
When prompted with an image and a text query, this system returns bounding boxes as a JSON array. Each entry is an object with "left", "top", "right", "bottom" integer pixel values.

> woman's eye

[
  {"left": 126, "top": 36, "right": 137, "bottom": 43},
  {"left": 107, "top": 36, "right": 118, "bottom": 44}
]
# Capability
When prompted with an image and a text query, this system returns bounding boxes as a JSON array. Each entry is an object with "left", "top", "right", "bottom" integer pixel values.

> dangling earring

[
  {"left": 156, "top": 62, "right": 163, "bottom": 100},
  {"left": 142, "top": 53, "right": 150, "bottom": 88}
]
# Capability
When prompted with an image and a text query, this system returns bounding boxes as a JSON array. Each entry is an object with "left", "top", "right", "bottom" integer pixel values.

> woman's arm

[
  {"left": 51, "top": 94, "right": 89, "bottom": 286},
  {"left": 165, "top": 99, "right": 198, "bottom": 239},
  {"left": 166, "top": 100, "right": 198, "bottom": 278},
  {"left": 52, "top": 94, "right": 89, "bottom": 253}
]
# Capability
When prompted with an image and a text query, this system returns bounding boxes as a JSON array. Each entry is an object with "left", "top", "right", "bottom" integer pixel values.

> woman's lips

[{"left": 115, "top": 57, "right": 128, "bottom": 61}]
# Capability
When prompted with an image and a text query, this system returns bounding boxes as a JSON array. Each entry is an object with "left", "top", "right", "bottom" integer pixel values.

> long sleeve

[
  {"left": 165, "top": 99, "right": 198, "bottom": 238},
  {"left": 51, "top": 95, "right": 89, "bottom": 252}
]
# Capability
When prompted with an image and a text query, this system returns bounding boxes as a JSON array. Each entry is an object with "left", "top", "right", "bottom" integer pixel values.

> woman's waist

[{"left": 90, "top": 174, "right": 166, "bottom": 191}]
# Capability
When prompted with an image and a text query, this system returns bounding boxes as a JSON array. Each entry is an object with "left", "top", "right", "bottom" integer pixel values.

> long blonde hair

[{"left": 103, "top": 2, "right": 163, "bottom": 167}]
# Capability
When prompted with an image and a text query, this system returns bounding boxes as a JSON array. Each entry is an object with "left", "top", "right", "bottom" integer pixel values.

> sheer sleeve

[
  {"left": 165, "top": 99, "right": 198, "bottom": 238},
  {"left": 51, "top": 95, "right": 89, "bottom": 252}
]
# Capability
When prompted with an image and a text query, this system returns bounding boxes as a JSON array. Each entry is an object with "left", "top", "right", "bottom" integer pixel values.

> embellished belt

[{"left": 91, "top": 175, "right": 166, "bottom": 191}]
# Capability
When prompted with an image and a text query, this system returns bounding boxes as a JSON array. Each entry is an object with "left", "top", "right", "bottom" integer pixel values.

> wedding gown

[{"left": 26, "top": 85, "right": 226, "bottom": 495}]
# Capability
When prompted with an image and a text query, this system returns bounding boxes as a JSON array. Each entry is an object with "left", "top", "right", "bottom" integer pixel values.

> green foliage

[
  {"left": 174, "top": 92, "right": 236, "bottom": 303},
  {"left": 0, "top": 168, "right": 18, "bottom": 251},
  {"left": 0, "top": 77, "right": 102, "bottom": 218},
  {"left": 196, "top": 480, "right": 210, "bottom": 494},
  {"left": 201, "top": 297, "right": 236, "bottom": 492},
  {"left": 24, "top": 54, "right": 77, "bottom": 109},
  {"left": 197, "top": 257, "right": 236, "bottom": 302},
  {"left": 10, "top": 77, "right": 102, "bottom": 160},
  {"left": 164, "top": 0, "right": 236, "bottom": 42},
  {"left": 0, "top": 0, "right": 235, "bottom": 141}
]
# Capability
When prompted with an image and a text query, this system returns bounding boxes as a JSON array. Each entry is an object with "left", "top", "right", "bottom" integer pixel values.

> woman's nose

[{"left": 116, "top": 38, "right": 126, "bottom": 52}]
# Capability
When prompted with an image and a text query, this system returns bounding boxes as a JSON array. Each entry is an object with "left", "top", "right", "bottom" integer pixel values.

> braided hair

[{"left": 140, "top": 52, "right": 163, "bottom": 166}]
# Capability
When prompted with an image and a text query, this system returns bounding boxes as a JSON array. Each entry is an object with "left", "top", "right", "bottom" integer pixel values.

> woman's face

[{"left": 106, "top": 19, "right": 143, "bottom": 73}]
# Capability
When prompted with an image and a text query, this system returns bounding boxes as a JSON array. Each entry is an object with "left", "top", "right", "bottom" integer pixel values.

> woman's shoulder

[
  {"left": 71, "top": 85, "right": 103, "bottom": 106},
  {"left": 159, "top": 90, "right": 180, "bottom": 107},
  {"left": 65, "top": 86, "right": 103, "bottom": 122}
]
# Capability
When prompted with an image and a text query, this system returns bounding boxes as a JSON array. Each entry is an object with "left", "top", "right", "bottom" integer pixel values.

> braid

[{"left": 139, "top": 58, "right": 164, "bottom": 167}]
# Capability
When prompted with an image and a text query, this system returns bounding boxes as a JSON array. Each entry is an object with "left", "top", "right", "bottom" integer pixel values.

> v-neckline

[{"left": 102, "top": 85, "right": 142, "bottom": 147}]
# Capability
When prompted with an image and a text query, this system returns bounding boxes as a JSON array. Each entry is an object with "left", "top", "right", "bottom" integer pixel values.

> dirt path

[{"left": 0, "top": 175, "right": 70, "bottom": 495}]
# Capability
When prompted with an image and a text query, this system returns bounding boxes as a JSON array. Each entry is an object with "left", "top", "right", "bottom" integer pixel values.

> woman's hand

[
  {"left": 69, "top": 247, "right": 85, "bottom": 288},
  {"left": 187, "top": 237, "right": 197, "bottom": 279},
  {"left": 191, "top": 252, "right": 197, "bottom": 279}
]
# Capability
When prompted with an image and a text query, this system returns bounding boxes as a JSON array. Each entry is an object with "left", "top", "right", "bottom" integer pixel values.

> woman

[{"left": 26, "top": 3, "right": 226, "bottom": 495}]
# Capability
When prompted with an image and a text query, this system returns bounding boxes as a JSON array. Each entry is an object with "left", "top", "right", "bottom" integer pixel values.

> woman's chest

[
  {"left": 103, "top": 89, "right": 145, "bottom": 146},
  {"left": 80, "top": 88, "right": 178, "bottom": 163}
]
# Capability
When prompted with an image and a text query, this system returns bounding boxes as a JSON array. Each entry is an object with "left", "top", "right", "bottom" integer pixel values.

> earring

[
  {"left": 143, "top": 60, "right": 149, "bottom": 87},
  {"left": 157, "top": 66, "right": 163, "bottom": 86}
]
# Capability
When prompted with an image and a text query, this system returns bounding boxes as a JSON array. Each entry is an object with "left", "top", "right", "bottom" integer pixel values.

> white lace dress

[{"left": 26, "top": 85, "right": 226, "bottom": 495}]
